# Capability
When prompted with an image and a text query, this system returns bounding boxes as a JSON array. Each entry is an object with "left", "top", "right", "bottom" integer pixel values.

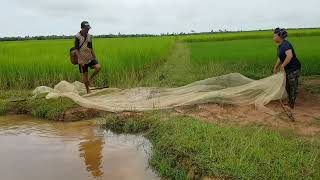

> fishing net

[{"left": 33, "top": 72, "right": 286, "bottom": 113}]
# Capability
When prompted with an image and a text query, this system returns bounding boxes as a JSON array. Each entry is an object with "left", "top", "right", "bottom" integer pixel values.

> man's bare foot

[
  {"left": 283, "top": 105, "right": 293, "bottom": 111},
  {"left": 282, "top": 105, "right": 295, "bottom": 121},
  {"left": 84, "top": 82, "right": 90, "bottom": 94}
]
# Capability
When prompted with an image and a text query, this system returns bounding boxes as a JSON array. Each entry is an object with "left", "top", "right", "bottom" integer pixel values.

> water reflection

[
  {"left": 0, "top": 115, "right": 159, "bottom": 180},
  {"left": 79, "top": 131, "right": 105, "bottom": 178}
]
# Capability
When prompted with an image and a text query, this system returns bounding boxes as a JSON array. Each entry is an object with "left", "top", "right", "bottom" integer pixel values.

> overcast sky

[{"left": 2, "top": 0, "right": 320, "bottom": 37}]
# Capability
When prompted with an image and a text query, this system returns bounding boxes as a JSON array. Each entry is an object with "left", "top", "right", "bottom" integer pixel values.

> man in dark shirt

[
  {"left": 74, "top": 21, "right": 101, "bottom": 93},
  {"left": 273, "top": 28, "right": 302, "bottom": 110}
]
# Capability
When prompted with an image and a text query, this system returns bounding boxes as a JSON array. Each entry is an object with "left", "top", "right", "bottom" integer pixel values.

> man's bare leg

[
  {"left": 90, "top": 64, "right": 101, "bottom": 81},
  {"left": 83, "top": 72, "right": 90, "bottom": 94}
]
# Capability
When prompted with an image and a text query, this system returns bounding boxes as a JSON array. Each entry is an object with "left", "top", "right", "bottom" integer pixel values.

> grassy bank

[
  {"left": 0, "top": 90, "right": 81, "bottom": 120},
  {"left": 102, "top": 112, "right": 320, "bottom": 179}
]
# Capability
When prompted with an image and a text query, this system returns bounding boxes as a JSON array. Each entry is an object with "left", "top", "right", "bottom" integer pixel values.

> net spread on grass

[{"left": 33, "top": 72, "right": 286, "bottom": 113}]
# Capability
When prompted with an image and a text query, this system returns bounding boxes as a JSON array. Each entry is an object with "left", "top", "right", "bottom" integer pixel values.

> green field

[
  {"left": 1, "top": 29, "right": 320, "bottom": 90},
  {"left": 0, "top": 37, "right": 174, "bottom": 89},
  {"left": 179, "top": 28, "right": 320, "bottom": 42},
  {"left": 189, "top": 36, "right": 320, "bottom": 79}
]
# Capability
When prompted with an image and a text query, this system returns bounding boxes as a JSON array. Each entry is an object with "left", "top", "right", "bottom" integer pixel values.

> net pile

[{"left": 33, "top": 72, "right": 286, "bottom": 112}]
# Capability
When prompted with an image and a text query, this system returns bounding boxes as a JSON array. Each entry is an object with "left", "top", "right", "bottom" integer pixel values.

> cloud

[{"left": 2, "top": 0, "right": 320, "bottom": 36}]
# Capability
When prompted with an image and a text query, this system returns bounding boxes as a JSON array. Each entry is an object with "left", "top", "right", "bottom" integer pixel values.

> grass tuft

[{"left": 102, "top": 112, "right": 320, "bottom": 179}]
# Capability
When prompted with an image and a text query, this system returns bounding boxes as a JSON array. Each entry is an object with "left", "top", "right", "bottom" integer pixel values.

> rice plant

[
  {"left": 180, "top": 28, "right": 320, "bottom": 43},
  {"left": 0, "top": 37, "right": 174, "bottom": 89},
  {"left": 189, "top": 36, "right": 320, "bottom": 79}
]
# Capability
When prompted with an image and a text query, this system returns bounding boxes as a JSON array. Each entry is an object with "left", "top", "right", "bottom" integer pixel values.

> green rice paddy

[
  {"left": 0, "top": 37, "right": 174, "bottom": 89},
  {"left": 189, "top": 36, "right": 320, "bottom": 79},
  {"left": 1, "top": 29, "right": 319, "bottom": 90}
]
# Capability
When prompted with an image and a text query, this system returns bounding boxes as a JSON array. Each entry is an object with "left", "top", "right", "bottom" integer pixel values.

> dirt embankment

[
  {"left": 176, "top": 88, "right": 320, "bottom": 136},
  {"left": 5, "top": 78, "right": 319, "bottom": 134}
]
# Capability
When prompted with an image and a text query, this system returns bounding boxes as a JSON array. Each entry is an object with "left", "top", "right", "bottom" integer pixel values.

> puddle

[{"left": 0, "top": 115, "right": 159, "bottom": 180}]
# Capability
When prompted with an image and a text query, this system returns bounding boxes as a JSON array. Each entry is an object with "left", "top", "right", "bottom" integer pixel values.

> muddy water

[{"left": 0, "top": 115, "right": 159, "bottom": 180}]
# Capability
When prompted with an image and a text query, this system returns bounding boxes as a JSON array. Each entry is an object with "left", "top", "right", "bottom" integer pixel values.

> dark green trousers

[{"left": 286, "top": 69, "right": 301, "bottom": 109}]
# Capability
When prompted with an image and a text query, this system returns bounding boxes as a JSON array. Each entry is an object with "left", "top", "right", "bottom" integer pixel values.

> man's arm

[
  {"left": 74, "top": 36, "right": 84, "bottom": 66},
  {"left": 91, "top": 49, "right": 96, "bottom": 59},
  {"left": 281, "top": 50, "right": 293, "bottom": 69},
  {"left": 88, "top": 39, "right": 96, "bottom": 59},
  {"left": 273, "top": 58, "right": 281, "bottom": 74}
]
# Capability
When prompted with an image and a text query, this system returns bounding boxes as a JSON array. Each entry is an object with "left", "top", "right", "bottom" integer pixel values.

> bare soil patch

[{"left": 175, "top": 88, "right": 320, "bottom": 135}]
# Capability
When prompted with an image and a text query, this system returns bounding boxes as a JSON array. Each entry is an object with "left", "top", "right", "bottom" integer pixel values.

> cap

[
  {"left": 274, "top": 28, "right": 287, "bottom": 38},
  {"left": 81, "top": 21, "right": 91, "bottom": 29}
]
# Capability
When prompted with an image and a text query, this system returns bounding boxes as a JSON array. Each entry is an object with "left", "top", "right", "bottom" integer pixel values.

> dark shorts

[{"left": 79, "top": 59, "right": 99, "bottom": 73}]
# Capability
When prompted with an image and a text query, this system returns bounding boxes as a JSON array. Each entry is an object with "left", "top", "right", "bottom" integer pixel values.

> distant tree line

[
  {"left": 0, "top": 30, "right": 258, "bottom": 42},
  {"left": 0, "top": 35, "right": 74, "bottom": 41},
  {"left": 0, "top": 34, "right": 159, "bottom": 41},
  {"left": 1, "top": 27, "right": 318, "bottom": 42}
]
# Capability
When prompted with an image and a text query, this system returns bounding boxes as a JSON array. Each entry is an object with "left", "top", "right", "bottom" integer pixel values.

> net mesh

[{"left": 33, "top": 72, "right": 286, "bottom": 113}]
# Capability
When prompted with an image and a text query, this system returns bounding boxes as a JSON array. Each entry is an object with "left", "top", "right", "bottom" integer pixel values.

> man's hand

[
  {"left": 273, "top": 58, "right": 281, "bottom": 74},
  {"left": 79, "top": 61, "right": 85, "bottom": 74},
  {"left": 280, "top": 65, "right": 285, "bottom": 72},
  {"left": 75, "top": 50, "right": 84, "bottom": 66},
  {"left": 78, "top": 57, "right": 85, "bottom": 66}
]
